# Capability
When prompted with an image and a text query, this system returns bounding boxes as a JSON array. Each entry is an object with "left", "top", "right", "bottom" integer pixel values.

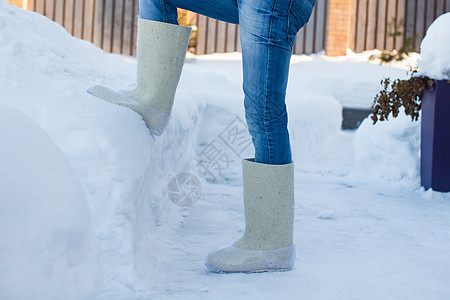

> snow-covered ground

[{"left": 1, "top": 1, "right": 449, "bottom": 299}]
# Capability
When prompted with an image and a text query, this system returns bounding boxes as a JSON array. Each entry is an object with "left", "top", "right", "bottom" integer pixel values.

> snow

[
  {"left": 1, "top": 1, "right": 450, "bottom": 299},
  {"left": 349, "top": 112, "right": 421, "bottom": 189},
  {"left": 0, "top": 104, "right": 100, "bottom": 300},
  {"left": 418, "top": 12, "right": 450, "bottom": 80},
  {"left": 1, "top": 1, "right": 203, "bottom": 298}
]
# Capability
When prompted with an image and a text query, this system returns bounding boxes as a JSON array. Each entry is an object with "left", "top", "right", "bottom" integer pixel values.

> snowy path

[{"left": 153, "top": 130, "right": 450, "bottom": 300}]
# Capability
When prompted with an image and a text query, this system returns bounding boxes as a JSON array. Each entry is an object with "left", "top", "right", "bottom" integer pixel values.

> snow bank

[
  {"left": 348, "top": 113, "right": 421, "bottom": 188},
  {"left": 0, "top": 0, "right": 203, "bottom": 298},
  {"left": 0, "top": 104, "right": 100, "bottom": 300},
  {"left": 418, "top": 12, "right": 450, "bottom": 80}
]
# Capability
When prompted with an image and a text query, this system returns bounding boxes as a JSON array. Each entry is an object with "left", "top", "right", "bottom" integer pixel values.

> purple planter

[{"left": 421, "top": 80, "right": 450, "bottom": 192}]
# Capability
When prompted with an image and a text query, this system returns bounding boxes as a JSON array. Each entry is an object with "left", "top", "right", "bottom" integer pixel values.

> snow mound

[
  {"left": 349, "top": 113, "right": 421, "bottom": 188},
  {"left": 0, "top": 104, "right": 100, "bottom": 300},
  {"left": 418, "top": 12, "right": 450, "bottom": 80},
  {"left": 0, "top": 1, "right": 203, "bottom": 298}
]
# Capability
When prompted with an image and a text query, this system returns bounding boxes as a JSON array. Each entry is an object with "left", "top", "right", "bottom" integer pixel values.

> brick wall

[{"left": 326, "top": 0, "right": 352, "bottom": 56}]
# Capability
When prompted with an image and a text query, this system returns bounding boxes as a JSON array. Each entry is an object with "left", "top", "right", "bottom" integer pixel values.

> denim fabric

[{"left": 140, "top": 0, "right": 315, "bottom": 165}]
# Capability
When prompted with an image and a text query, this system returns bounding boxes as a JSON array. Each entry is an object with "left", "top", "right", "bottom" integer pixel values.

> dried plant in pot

[
  {"left": 371, "top": 76, "right": 450, "bottom": 192},
  {"left": 371, "top": 12, "right": 450, "bottom": 192}
]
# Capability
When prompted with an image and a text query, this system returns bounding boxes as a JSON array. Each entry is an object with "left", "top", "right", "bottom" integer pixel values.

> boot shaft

[
  {"left": 235, "top": 159, "right": 294, "bottom": 250},
  {"left": 132, "top": 19, "right": 192, "bottom": 114}
]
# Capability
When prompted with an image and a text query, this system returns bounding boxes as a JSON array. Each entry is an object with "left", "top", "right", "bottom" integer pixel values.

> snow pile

[
  {"left": 349, "top": 113, "right": 421, "bottom": 188},
  {"left": 0, "top": 104, "right": 100, "bottom": 300},
  {"left": 0, "top": 0, "right": 203, "bottom": 298},
  {"left": 418, "top": 12, "right": 450, "bottom": 80}
]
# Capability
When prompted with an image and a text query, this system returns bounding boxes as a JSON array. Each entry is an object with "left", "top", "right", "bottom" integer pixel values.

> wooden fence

[
  {"left": 25, "top": 0, "right": 449, "bottom": 56},
  {"left": 28, "top": 0, "right": 139, "bottom": 56},
  {"left": 195, "top": 0, "right": 329, "bottom": 55},
  {"left": 351, "top": 0, "right": 449, "bottom": 52}
]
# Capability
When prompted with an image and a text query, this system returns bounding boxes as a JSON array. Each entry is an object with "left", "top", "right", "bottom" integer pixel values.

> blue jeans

[{"left": 140, "top": 0, "right": 315, "bottom": 165}]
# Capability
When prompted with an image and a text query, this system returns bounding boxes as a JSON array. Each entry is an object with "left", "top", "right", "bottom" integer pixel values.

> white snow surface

[
  {"left": 349, "top": 112, "right": 421, "bottom": 189},
  {"left": 418, "top": 12, "right": 450, "bottom": 80},
  {"left": 0, "top": 104, "right": 100, "bottom": 300},
  {"left": 1, "top": 1, "right": 450, "bottom": 299}
]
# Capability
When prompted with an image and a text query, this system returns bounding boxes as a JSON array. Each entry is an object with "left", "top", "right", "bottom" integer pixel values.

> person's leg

[
  {"left": 205, "top": 0, "right": 316, "bottom": 273},
  {"left": 87, "top": 17, "right": 192, "bottom": 135},
  {"left": 238, "top": 0, "right": 315, "bottom": 165},
  {"left": 88, "top": 0, "right": 239, "bottom": 135},
  {"left": 139, "top": 0, "right": 239, "bottom": 25}
]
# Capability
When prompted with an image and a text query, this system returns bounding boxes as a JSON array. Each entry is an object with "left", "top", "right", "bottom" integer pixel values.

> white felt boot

[
  {"left": 205, "top": 159, "right": 295, "bottom": 273},
  {"left": 87, "top": 19, "right": 191, "bottom": 135}
]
